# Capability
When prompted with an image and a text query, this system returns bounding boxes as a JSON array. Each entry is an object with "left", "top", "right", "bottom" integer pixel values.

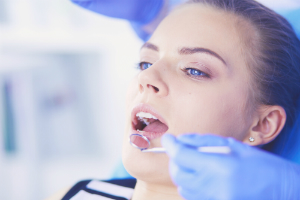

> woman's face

[{"left": 122, "top": 4, "right": 255, "bottom": 185}]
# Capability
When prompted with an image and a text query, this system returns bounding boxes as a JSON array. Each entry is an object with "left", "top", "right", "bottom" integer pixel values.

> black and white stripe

[{"left": 62, "top": 179, "right": 137, "bottom": 200}]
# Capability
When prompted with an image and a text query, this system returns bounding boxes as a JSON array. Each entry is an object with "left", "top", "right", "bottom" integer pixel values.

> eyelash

[{"left": 136, "top": 62, "right": 210, "bottom": 79}]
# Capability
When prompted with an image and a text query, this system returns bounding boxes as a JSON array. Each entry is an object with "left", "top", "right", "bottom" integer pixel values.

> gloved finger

[
  {"left": 161, "top": 134, "right": 179, "bottom": 157},
  {"left": 170, "top": 160, "right": 212, "bottom": 191},
  {"left": 177, "top": 133, "right": 230, "bottom": 147},
  {"left": 162, "top": 134, "right": 228, "bottom": 170},
  {"left": 178, "top": 186, "right": 201, "bottom": 200},
  {"left": 169, "top": 160, "right": 196, "bottom": 187},
  {"left": 162, "top": 134, "right": 198, "bottom": 164},
  {"left": 178, "top": 133, "right": 250, "bottom": 154}
]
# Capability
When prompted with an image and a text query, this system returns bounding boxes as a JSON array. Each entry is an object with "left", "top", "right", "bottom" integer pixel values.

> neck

[{"left": 131, "top": 180, "right": 184, "bottom": 200}]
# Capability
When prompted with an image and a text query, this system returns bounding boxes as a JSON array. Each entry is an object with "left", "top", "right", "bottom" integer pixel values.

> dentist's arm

[
  {"left": 70, "top": 0, "right": 165, "bottom": 41},
  {"left": 70, "top": 0, "right": 164, "bottom": 23},
  {"left": 162, "top": 134, "right": 300, "bottom": 200},
  {"left": 70, "top": 0, "right": 300, "bottom": 41}
]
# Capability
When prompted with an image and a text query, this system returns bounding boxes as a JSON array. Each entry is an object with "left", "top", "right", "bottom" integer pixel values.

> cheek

[{"left": 168, "top": 85, "right": 249, "bottom": 139}]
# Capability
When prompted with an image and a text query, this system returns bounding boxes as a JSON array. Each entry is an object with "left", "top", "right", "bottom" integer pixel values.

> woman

[{"left": 52, "top": 0, "right": 300, "bottom": 199}]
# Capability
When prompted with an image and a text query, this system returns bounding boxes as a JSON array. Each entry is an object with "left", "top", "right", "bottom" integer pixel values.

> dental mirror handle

[{"left": 141, "top": 146, "right": 231, "bottom": 154}]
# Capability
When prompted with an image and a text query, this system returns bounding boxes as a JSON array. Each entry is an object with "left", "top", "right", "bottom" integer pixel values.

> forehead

[{"left": 148, "top": 4, "right": 244, "bottom": 66}]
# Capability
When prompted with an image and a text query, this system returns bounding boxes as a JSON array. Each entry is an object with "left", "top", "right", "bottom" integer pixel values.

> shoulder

[{"left": 52, "top": 178, "right": 136, "bottom": 200}]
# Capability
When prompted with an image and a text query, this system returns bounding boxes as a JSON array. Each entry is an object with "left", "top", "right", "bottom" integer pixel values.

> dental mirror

[
  {"left": 129, "top": 134, "right": 150, "bottom": 150},
  {"left": 129, "top": 133, "right": 231, "bottom": 154}
]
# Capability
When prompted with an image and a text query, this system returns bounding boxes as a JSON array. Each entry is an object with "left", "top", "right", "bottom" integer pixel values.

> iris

[
  {"left": 187, "top": 68, "right": 206, "bottom": 76},
  {"left": 139, "top": 62, "right": 152, "bottom": 70}
]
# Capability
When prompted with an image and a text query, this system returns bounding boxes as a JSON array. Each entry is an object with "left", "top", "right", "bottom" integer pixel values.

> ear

[{"left": 243, "top": 105, "right": 286, "bottom": 146}]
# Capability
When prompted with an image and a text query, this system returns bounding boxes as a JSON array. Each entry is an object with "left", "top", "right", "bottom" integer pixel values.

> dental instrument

[
  {"left": 141, "top": 146, "right": 231, "bottom": 154},
  {"left": 129, "top": 133, "right": 231, "bottom": 154}
]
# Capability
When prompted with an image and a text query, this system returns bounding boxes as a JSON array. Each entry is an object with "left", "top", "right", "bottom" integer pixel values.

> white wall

[{"left": 0, "top": 0, "right": 142, "bottom": 199}]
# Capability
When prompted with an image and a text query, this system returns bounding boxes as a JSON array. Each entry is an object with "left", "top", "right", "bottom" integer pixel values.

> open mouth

[{"left": 131, "top": 104, "right": 169, "bottom": 140}]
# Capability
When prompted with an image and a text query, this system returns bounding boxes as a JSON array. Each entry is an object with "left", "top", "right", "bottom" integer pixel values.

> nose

[{"left": 137, "top": 64, "right": 168, "bottom": 97}]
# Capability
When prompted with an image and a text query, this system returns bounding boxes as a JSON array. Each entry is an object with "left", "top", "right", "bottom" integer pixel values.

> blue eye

[
  {"left": 188, "top": 69, "right": 203, "bottom": 76},
  {"left": 138, "top": 62, "right": 152, "bottom": 70},
  {"left": 184, "top": 68, "right": 210, "bottom": 78}
]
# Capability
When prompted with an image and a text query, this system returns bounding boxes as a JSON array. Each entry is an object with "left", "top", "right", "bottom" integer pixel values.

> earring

[{"left": 249, "top": 137, "right": 255, "bottom": 142}]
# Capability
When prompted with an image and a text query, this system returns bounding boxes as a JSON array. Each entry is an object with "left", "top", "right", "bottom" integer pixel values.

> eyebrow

[
  {"left": 179, "top": 47, "right": 227, "bottom": 66},
  {"left": 141, "top": 42, "right": 159, "bottom": 51},
  {"left": 141, "top": 42, "right": 227, "bottom": 66}
]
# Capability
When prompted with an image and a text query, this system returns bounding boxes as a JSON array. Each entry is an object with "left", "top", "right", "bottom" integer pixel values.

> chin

[{"left": 122, "top": 132, "right": 173, "bottom": 185}]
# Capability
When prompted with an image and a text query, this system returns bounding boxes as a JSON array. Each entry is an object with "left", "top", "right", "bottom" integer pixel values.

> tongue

[{"left": 143, "top": 120, "right": 168, "bottom": 133}]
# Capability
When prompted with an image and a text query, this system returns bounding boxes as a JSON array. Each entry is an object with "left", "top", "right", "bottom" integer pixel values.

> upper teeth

[
  {"left": 136, "top": 112, "right": 158, "bottom": 119},
  {"left": 136, "top": 112, "right": 158, "bottom": 125}
]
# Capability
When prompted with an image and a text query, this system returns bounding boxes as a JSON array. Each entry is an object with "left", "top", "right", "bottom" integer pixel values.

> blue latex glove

[
  {"left": 70, "top": 0, "right": 164, "bottom": 41},
  {"left": 70, "top": 0, "right": 163, "bottom": 24},
  {"left": 162, "top": 133, "right": 300, "bottom": 200}
]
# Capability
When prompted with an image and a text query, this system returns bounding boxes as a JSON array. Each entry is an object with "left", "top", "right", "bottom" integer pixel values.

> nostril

[
  {"left": 147, "top": 84, "right": 159, "bottom": 93},
  {"left": 153, "top": 86, "right": 159, "bottom": 92}
]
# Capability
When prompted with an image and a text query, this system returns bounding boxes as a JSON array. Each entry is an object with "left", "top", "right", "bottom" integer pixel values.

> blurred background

[
  {"left": 0, "top": 0, "right": 299, "bottom": 200},
  {"left": 0, "top": 0, "right": 141, "bottom": 199}
]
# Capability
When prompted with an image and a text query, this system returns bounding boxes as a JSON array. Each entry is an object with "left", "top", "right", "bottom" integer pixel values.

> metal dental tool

[
  {"left": 129, "top": 133, "right": 150, "bottom": 150},
  {"left": 129, "top": 133, "right": 231, "bottom": 154},
  {"left": 141, "top": 146, "right": 231, "bottom": 154}
]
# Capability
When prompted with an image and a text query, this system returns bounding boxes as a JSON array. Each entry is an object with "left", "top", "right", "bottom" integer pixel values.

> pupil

[{"left": 191, "top": 69, "right": 200, "bottom": 75}]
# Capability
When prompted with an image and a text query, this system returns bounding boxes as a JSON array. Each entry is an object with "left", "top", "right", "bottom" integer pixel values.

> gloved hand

[
  {"left": 162, "top": 133, "right": 300, "bottom": 200},
  {"left": 70, "top": 0, "right": 163, "bottom": 25}
]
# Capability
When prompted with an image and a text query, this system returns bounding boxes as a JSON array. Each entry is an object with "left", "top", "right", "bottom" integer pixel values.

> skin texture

[{"left": 122, "top": 4, "right": 286, "bottom": 200}]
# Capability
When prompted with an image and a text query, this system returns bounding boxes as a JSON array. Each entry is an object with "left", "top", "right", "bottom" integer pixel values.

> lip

[{"left": 131, "top": 103, "right": 168, "bottom": 140}]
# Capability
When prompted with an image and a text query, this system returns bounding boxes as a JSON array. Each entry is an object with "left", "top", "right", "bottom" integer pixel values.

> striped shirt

[{"left": 62, "top": 179, "right": 137, "bottom": 200}]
